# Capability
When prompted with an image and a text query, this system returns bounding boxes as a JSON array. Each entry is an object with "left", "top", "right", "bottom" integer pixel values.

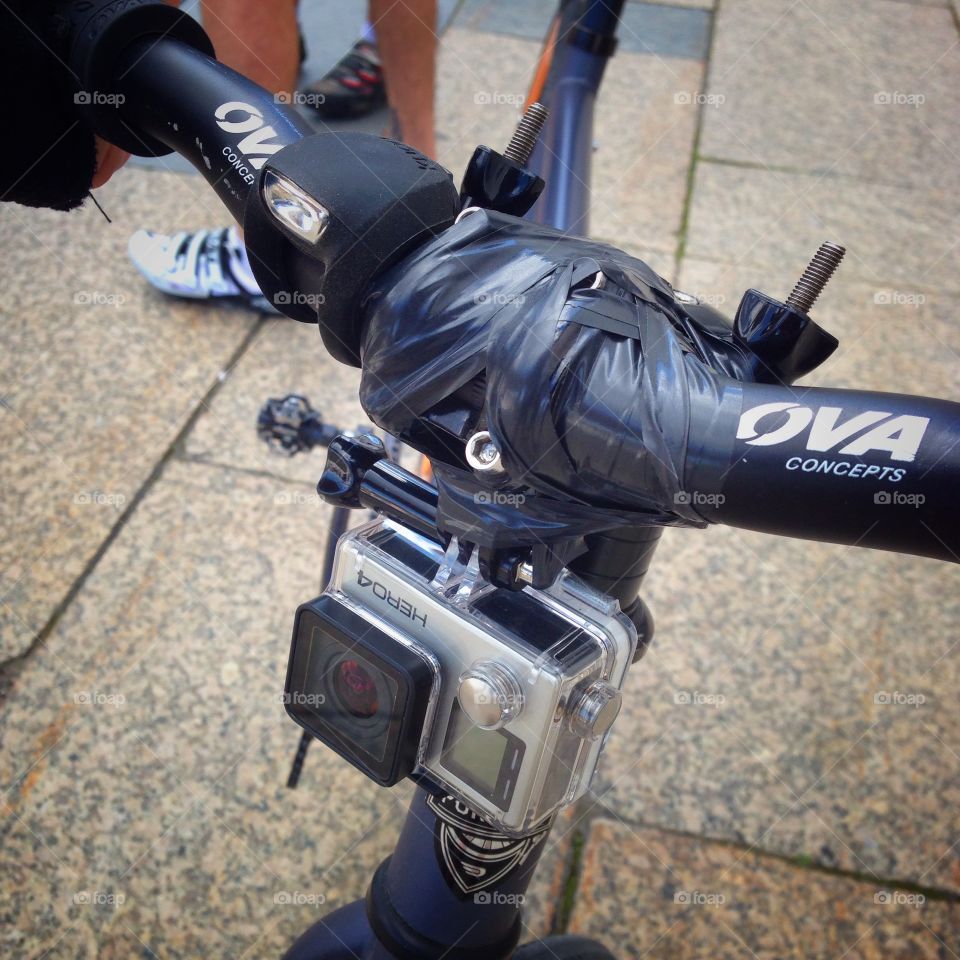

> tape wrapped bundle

[{"left": 358, "top": 210, "right": 751, "bottom": 545}]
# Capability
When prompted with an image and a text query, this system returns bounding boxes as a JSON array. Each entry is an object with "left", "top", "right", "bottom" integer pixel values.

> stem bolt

[
  {"left": 503, "top": 102, "right": 549, "bottom": 166},
  {"left": 465, "top": 431, "right": 504, "bottom": 474},
  {"left": 786, "top": 241, "right": 846, "bottom": 313}
]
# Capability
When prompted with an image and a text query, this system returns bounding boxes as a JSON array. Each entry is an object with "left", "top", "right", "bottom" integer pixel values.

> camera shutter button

[
  {"left": 569, "top": 682, "right": 622, "bottom": 740},
  {"left": 458, "top": 663, "right": 523, "bottom": 729}
]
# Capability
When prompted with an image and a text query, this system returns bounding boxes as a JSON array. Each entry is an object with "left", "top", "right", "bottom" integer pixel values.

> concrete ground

[{"left": 2, "top": 0, "right": 959, "bottom": 957}]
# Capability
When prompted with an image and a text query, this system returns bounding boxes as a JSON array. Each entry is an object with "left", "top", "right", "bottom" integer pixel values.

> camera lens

[{"left": 334, "top": 658, "right": 380, "bottom": 718}]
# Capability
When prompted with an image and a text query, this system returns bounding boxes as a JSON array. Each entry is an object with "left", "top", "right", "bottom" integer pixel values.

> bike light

[{"left": 262, "top": 170, "right": 329, "bottom": 243}]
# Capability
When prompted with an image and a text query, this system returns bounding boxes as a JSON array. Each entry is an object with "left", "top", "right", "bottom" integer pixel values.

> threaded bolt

[
  {"left": 503, "top": 102, "right": 549, "bottom": 166},
  {"left": 785, "top": 241, "right": 846, "bottom": 313}
]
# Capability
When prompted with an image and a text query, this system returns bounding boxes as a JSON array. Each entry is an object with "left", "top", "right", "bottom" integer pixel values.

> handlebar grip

[{"left": 685, "top": 381, "right": 960, "bottom": 562}]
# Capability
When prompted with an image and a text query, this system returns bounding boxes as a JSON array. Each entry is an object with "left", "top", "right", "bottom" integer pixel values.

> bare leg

[
  {"left": 200, "top": 0, "right": 299, "bottom": 94},
  {"left": 369, "top": 0, "right": 437, "bottom": 157}
]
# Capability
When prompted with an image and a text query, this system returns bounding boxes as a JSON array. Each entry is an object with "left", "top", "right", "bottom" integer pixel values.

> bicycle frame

[
  {"left": 530, "top": 0, "right": 625, "bottom": 234},
  {"left": 282, "top": 4, "right": 626, "bottom": 958}
]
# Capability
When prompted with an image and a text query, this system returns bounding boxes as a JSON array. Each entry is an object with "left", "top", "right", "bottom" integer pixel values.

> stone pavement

[{"left": 2, "top": 0, "right": 959, "bottom": 957}]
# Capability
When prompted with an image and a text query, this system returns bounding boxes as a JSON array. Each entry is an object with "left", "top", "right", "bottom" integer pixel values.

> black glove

[{"left": 0, "top": 1, "right": 98, "bottom": 211}]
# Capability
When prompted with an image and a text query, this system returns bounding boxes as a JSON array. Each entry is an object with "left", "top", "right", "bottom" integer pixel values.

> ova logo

[
  {"left": 214, "top": 101, "right": 285, "bottom": 174},
  {"left": 737, "top": 403, "right": 929, "bottom": 463}
]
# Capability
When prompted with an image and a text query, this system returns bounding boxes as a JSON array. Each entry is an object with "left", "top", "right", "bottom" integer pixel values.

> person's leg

[
  {"left": 200, "top": 0, "right": 299, "bottom": 94},
  {"left": 369, "top": 0, "right": 437, "bottom": 157}
]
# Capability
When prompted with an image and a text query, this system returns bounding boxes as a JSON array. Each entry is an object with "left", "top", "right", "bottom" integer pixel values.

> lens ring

[
  {"left": 333, "top": 658, "right": 380, "bottom": 718},
  {"left": 320, "top": 647, "right": 394, "bottom": 740}
]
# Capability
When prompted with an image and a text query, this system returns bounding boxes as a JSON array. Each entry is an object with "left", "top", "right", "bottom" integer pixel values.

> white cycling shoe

[{"left": 127, "top": 224, "right": 279, "bottom": 312}]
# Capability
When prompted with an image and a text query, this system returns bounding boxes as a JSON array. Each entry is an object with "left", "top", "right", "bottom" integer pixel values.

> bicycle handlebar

[
  {"left": 115, "top": 39, "right": 311, "bottom": 222},
  {"left": 686, "top": 382, "right": 959, "bottom": 562},
  {"left": 83, "top": 26, "right": 959, "bottom": 567}
]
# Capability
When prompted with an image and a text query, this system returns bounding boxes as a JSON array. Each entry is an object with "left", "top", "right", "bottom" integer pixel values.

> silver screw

[
  {"left": 785, "top": 241, "right": 846, "bottom": 313},
  {"left": 465, "top": 431, "right": 504, "bottom": 474},
  {"left": 503, "top": 102, "right": 549, "bottom": 166}
]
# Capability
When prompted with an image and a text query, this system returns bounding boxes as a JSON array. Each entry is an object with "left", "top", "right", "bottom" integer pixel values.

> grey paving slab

[
  {"left": 0, "top": 461, "right": 565, "bottom": 958},
  {"left": 436, "top": 27, "right": 699, "bottom": 264},
  {"left": 457, "top": 0, "right": 712, "bottom": 58},
  {"left": 699, "top": 0, "right": 960, "bottom": 191},
  {"left": 0, "top": 167, "right": 257, "bottom": 664},
  {"left": 183, "top": 318, "right": 365, "bottom": 486},
  {"left": 591, "top": 519, "right": 960, "bottom": 891},
  {"left": 618, "top": 1, "right": 712, "bottom": 58},
  {"left": 673, "top": 263, "right": 960, "bottom": 400},
  {"left": 569, "top": 819, "right": 960, "bottom": 958},
  {"left": 682, "top": 161, "right": 960, "bottom": 296},
  {"left": 434, "top": 28, "right": 544, "bottom": 201},
  {"left": 591, "top": 43, "right": 704, "bottom": 258},
  {"left": 635, "top": 0, "right": 715, "bottom": 8}
]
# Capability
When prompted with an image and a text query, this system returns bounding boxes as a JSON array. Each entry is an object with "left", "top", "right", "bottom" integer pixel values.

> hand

[{"left": 91, "top": 136, "right": 130, "bottom": 189}]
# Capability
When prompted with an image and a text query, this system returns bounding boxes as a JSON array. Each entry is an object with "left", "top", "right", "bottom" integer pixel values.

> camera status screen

[{"left": 441, "top": 701, "right": 523, "bottom": 810}]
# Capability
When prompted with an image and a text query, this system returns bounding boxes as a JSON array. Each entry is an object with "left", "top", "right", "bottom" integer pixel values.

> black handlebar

[
  {"left": 115, "top": 39, "right": 311, "bottom": 222},
  {"left": 686, "top": 382, "right": 960, "bottom": 562}
]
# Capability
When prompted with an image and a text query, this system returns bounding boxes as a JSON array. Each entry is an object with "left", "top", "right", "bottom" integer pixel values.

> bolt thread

[
  {"left": 785, "top": 241, "right": 846, "bottom": 313},
  {"left": 503, "top": 102, "right": 549, "bottom": 165}
]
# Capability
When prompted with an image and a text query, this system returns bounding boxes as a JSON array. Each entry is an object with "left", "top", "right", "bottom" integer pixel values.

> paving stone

[
  {"left": 591, "top": 45, "right": 703, "bottom": 258},
  {"left": 592, "top": 518, "right": 960, "bottom": 891},
  {"left": 683, "top": 161, "right": 960, "bottom": 296},
  {"left": 437, "top": 27, "right": 699, "bottom": 264},
  {"left": 673, "top": 262, "right": 960, "bottom": 400},
  {"left": 0, "top": 462, "right": 565, "bottom": 957},
  {"left": 700, "top": 0, "right": 960, "bottom": 191},
  {"left": 637, "top": 0, "right": 715, "bottom": 8},
  {"left": 458, "top": 0, "right": 712, "bottom": 59},
  {"left": 183, "top": 318, "right": 364, "bottom": 486},
  {"left": 569, "top": 819, "right": 960, "bottom": 958},
  {"left": 0, "top": 167, "right": 257, "bottom": 664}
]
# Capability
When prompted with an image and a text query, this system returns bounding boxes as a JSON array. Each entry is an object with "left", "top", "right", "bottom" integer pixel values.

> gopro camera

[{"left": 285, "top": 519, "right": 636, "bottom": 835}]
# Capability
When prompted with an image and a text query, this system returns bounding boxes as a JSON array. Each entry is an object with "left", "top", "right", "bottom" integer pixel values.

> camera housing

[{"left": 284, "top": 519, "right": 636, "bottom": 835}]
